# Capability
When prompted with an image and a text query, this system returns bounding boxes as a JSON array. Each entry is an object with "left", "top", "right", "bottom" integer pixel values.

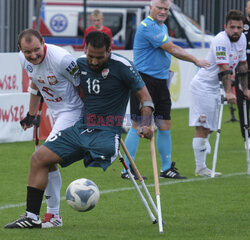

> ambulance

[{"left": 39, "top": 0, "right": 214, "bottom": 50}]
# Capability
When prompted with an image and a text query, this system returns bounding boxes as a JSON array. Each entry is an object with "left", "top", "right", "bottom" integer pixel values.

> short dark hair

[
  {"left": 226, "top": 10, "right": 244, "bottom": 25},
  {"left": 85, "top": 31, "right": 111, "bottom": 51},
  {"left": 18, "top": 28, "right": 43, "bottom": 49}
]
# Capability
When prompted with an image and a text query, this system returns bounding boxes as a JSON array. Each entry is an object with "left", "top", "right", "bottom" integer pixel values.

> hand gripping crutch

[
  {"left": 150, "top": 131, "right": 163, "bottom": 233},
  {"left": 211, "top": 80, "right": 225, "bottom": 178},
  {"left": 120, "top": 139, "right": 166, "bottom": 227},
  {"left": 243, "top": 97, "right": 250, "bottom": 174},
  {"left": 34, "top": 97, "right": 44, "bottom": 151}
]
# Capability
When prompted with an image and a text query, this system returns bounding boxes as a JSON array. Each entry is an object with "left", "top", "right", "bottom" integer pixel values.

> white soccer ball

[{"left": 66, "top": 178, "right": 100, "bottom": 212}]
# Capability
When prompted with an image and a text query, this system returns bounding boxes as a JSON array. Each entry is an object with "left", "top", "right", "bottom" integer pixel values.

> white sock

[
  {"left": 45, "top": 169, "right": 62, "bottom": 217},
  {"left": 26, "top": 211, "right": 39, "bottom": 221},
  {"left": 192, "top": 137, "right": 207, "bottom": 172},
  {"left": 206, "top": 134, "right": 211, "bottom": 154}
]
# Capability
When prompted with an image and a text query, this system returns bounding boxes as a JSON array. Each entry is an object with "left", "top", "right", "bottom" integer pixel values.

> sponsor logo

[
  {"left": 216, "top": 56, "right": 226, "bottom": 60},
  {"left": 244, "top": 24, "right": 249, "bottom": 31},
  {"left": 0, "top": 105, "right": 25, "bottom": 122},
  {"left": 66, "top": 61, "right": 79, "bottom": 75},
  {"left": 216, "top": 51, "right": 226, "bottom": 56},
  {"left": 0, "top": 74, "right": 18, "bottom": 91},
  {"left": 169, "top": 57, "right": 181, "bottom": 103},
  {"left": 216, "top": 46, "right": 226, "bottom": 52},
  {"left": 26, "top": 65, "right": 33, "bottom": 72},
  {"left": 50, "top": 14, "right": 68, "bottom": 32}
]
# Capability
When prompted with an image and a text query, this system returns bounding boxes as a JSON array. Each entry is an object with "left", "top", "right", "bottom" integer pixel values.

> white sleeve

[
  {"left": 60, "top": 54, "right": 81, "bottom": 87},
  {"left": 213, "top": 35, "right": 230, "bottom": 65}
]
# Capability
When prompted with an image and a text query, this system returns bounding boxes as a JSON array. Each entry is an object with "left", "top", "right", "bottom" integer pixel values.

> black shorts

[{"left": 130, "top": 72, "right": 172, "bottom": 121}]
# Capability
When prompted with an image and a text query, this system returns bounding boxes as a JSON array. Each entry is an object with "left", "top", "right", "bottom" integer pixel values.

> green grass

[{"left": 0, "top": 107, "right": 250, "bottom": 240}]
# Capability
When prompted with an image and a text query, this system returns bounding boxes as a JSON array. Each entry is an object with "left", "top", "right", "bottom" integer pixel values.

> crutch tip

[{"left": 152, "top": 220, "right": 158, "bottom": 224}]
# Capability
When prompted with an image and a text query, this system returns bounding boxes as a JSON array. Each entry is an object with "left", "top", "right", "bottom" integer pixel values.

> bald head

[{"left": 150, "top": 0, "right": 170, "bottom": 6}]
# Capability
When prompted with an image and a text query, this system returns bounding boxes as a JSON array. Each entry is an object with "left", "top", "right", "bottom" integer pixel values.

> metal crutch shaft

[{"left": 119, "top": 151, "right": 157, "bottom": 224}]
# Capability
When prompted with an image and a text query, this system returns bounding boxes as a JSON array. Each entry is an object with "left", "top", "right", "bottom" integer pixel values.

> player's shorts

[
  {"left": 44, "top": 120, "right": 120, "bottom": 171},
  {"left": 130, "top": 72, "right": 171, "bottom": 121},
  {"left": 189, "top": 90, "right": 220, "bottom": 131},
  {"left": 46, "top": 109, "right": 83, "bottom": 141}
]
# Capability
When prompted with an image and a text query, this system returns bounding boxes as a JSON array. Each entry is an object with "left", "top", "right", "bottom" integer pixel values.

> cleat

[
  {"left": 195, "top": 167, "right": 222, "bottom": 177},
  {"left": 121, "top": 168, "right": 147, "bottom": 180},
  {"left": 4, "top": 214, "right": 41, "bottom": 229},
  {"left": 160, "top": 162, "right": 187, "bottom": 179},
  {"left": 42, "top": 213, "right": 62, "bottom": 228}
]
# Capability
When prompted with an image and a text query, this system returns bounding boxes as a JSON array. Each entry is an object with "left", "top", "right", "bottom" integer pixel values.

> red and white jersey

[
  {"left": 19, "top": 44, "right": 84, "bottom": 120},
  {"left": 190, "top": 31, "right": 247, "bottom": 94}
]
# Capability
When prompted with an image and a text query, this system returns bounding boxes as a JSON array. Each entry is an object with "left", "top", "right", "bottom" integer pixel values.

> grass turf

[{"left": 0, "top": 107, "right": 250, "bottom": 240}]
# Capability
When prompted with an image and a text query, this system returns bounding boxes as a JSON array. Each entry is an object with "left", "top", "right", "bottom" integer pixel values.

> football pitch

[{"left": 0, "top": 107, "right": 250, "bottom": 240}]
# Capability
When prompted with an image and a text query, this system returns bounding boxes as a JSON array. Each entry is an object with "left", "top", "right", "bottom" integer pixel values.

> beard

[
  {"left": 87, "top": 61, "right": 106, "bottom": 72},
  {"left": 228, "top": 34, "right": 241, "bottom": 42}
]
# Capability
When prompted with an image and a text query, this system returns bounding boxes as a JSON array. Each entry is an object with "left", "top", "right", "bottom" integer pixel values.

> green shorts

[{"left": 44, "top": 120, "right": 120, "bottom": 171}]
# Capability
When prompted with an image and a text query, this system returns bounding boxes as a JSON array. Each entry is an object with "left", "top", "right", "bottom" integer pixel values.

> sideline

[{"left": 0, "top": 171, "right": 247, "bottom": 211}]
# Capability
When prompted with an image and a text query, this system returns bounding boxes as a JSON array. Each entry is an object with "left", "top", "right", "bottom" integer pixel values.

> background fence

[
  {"left": 1, "top": 0, "right": 250, "bottom": 53},
  {"left": 173, "top": 0, "right": 249, "bottom": 34},
  {"left": 0, "top": 0, "right": 42, "bottom": 53}
]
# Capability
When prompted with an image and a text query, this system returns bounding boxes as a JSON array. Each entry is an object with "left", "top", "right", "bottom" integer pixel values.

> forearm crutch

[
  {"left": 243, "top": 97, "right": 250, "bottom": 174},
  {"left": 119, "top": 151, "right": 157, "bottom": 224},
  {"left": 211, "top": 80, "right": 225, "bottom": 178},
  {"left": 150, "top": 132, "right": 163, "bottom": 233},
  {"left": 120, "top": 139, "right": 166, "bottom": 226},
  {"left": 34, "top": 97, "right": 44, "bottom": 151}
]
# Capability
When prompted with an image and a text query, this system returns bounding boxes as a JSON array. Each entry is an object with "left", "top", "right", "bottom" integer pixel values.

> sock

[
  {"left": 26, "top": 211, "right": 39, "bottom": 221},
  {"left": 26, "top": 186, "right": 44, "bottom": 218},
  {"left": 45, "top": 169, "right": 62, "bottom": 217},
  {"left": 156, "top": 129, "right": 172, "bottom": 171},
  {"left": 206, "top": 134, "right": 211, "bottom": 154},
  {"left": 122, "top": 128, "right": 140, "bottom": 173},
  {"left": 192, "top": 137, "right": 207, "bottom": 172}
]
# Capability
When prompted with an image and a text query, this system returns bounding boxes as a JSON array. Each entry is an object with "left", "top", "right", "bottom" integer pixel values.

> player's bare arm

[
  {"left": 135, "top": 86, "right": 154, "bottom": 139},
  {"left": 219, "top": 64, "right": 236, "bottom": 104},
  {"left": 161, "top": 41, "right": 210, "bottom": 68},
  {"left": 236, "top": 61, "right": 250, "bottom": 100}
]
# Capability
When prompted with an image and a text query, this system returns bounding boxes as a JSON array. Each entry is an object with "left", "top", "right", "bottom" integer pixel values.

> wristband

[
  {"left": 139, "top": 101, "right": 155, "bottom": 111},
  {"left": 28, "top": 87, "right": 42, "bottom": 97}
]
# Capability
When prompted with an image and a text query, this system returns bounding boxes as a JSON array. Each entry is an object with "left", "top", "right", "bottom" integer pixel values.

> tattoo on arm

[
  {"left": 221, "top": 74, "right": 231, "bottom": 93},
  {"left": 237, "top": 62, "right": 248, "bottom": 91}
]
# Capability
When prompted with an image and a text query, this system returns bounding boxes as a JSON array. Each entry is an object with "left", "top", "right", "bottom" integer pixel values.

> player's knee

[{"left": 30, "top": 150, "right": 46, "bottom": 169}]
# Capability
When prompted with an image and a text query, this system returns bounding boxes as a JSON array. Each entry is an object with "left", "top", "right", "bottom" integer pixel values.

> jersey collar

[{"left": 40, "top": 44, "right": 47, "bottom": 63}]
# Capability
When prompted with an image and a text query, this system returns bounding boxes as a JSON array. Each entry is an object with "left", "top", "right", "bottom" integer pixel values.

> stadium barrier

[{"left": 0, "top": 49, "right": 208, "bottom": 143}]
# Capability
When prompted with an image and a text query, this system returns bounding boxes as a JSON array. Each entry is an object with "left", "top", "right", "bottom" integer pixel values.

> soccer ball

[{"left": 66, "top": 178, "right": 100, "bottom": 212}]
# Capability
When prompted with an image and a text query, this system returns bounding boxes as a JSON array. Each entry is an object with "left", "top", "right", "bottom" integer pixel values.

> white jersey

[
  {"left": 190, "top": 31, "right": 247, "bottom": 94},
  {"left": 19, "top": 44, "right": 84, "bottom": 120}
]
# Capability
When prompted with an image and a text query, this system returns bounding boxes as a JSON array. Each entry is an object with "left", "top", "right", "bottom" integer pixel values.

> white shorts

[
  {"left": 46, "top": 108, "right": 83, "bottom": 141},
  {"left": 189, "top": 90, "right": 220, "bottom": 131}
]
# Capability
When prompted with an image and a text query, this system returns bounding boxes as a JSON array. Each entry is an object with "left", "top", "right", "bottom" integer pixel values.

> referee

[{"left": 121, "top": 0, "right": 210, "bottom": 179}]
